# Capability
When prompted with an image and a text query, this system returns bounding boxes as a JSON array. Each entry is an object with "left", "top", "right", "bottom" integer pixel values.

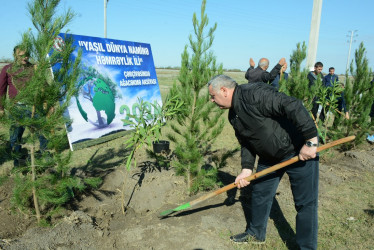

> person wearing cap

[
  {"left": 208, "top": 74, "right": 319, "bottom": 249},
  {"left": 245, "top": 57, "right": 286, "bottom": 84}
]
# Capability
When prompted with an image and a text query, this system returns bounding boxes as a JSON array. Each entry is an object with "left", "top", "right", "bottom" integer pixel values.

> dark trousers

[
  {"left": 9, "top": 104, "right": 48, "bottom": 165},
  {"left": 10, "top": 125, "right": 47, "bottom": 152},
  {"left": 311, "top": 98, "right": 325, "bottom": 122},
  {"left": 246, "top": 155, "right": 319, "bottom": 250}
]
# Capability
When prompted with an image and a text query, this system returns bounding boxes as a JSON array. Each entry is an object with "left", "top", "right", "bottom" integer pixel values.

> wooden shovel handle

[{"left": 189, "top": 135, "right": 355, "bottom": 207}]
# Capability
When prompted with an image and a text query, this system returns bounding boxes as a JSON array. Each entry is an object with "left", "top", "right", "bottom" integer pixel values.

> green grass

[
  {"left": 318, "top": 172, "right": 374, "bottom": 249},
  {"left": 0, "top": 175, "right": 8, "bottom": 186},
  {"left": 218, "top": 171, "right": 374, "bottom": 249}
]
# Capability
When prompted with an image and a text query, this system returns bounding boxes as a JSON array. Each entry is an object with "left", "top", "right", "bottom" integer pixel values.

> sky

[{"left": 1, "top": 0, "right": 373, "bottom": 75}]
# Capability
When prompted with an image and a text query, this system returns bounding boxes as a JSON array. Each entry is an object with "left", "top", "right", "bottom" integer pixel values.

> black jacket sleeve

[
  {"left": 262, "top": 64, "right": 282, "bottom": 83},
  {"left": 241, "top": 145, "right": 256, "bottom": 170},
  {"left": 245, "top": 66, "right": 254, "bottom": 80},
  {"left": 234, "top": 129, "right": 256, "bottom": 170}
]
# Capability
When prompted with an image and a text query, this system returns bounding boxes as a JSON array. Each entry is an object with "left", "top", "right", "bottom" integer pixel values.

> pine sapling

[
  {"left": 3, "top": 0, "right": 100, "bottom": 223},
  {"left": 167, "top": 0, "right": 224, "bottom": 194}
]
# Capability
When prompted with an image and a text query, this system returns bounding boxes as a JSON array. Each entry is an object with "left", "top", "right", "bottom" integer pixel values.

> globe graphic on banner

[{"left": 76, "top": 78, "right": 116, "bottom": 128}]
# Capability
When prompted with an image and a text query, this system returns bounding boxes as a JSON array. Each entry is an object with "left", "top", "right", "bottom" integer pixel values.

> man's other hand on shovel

[
  {"left": 299, "top": 136, "right": 318, "bottom": 161},
  {"left": 235, "top": 169, "right": 253, "bottom": 189}
]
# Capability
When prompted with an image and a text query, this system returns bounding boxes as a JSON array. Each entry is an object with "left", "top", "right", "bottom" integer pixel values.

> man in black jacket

[
  {"left": 245, "top": 57, "right": 286, "bottom": 84},
  {"left": 208, "top": 75, "right": 319, "bottom": 249}
]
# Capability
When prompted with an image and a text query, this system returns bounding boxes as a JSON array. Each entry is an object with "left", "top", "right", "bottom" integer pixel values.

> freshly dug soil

[{"left": 1, "top": 144, "right": 373, "bottom": 249}]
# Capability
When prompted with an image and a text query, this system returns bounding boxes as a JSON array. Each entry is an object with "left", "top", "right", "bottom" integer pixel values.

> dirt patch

[{"left": 1, "top": 144, "right": 374, "bottom": 249}]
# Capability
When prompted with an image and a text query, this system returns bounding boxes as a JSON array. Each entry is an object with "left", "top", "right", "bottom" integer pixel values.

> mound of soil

[{"left": 1, "top": 144, "right": 373, "bottom": 249}]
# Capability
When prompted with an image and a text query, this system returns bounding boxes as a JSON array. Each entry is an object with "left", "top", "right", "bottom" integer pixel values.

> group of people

[
  {"left": 207, "top": 56, "right": 373, "bottom": 249},
  {"left": 246, "top": 57, "right": 350, "bottom": 122},
  {"left": 308, "top": 62, "right": 349, "bottom": 121},
  {"left": 308, "top": 61, "right": 374, "bottom": 143}
]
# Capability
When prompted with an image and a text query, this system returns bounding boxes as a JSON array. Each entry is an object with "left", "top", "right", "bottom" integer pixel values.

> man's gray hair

[
  {"left": 208, "top": 75, "right": 238, "bottom": 91},
  {"left": 258, "top": 58, "right": 269, "bottom": 68}
]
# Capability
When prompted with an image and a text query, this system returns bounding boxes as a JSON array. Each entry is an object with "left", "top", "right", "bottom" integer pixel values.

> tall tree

[
  {"left": 2, "top": 0, "right": 100, "bottom": 223},
  {"left": 334, "top": 42, "right": 374, "bottom": 143},
  {"left": 280, "top": 42, "right": 317, "bottom": 112},
  {"left": 167, "top": 0, "right": 224, "bottom": 194}
]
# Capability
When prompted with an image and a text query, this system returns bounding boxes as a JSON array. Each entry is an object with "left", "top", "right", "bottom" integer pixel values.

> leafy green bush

[{"left": 121, "top": 95, "right": 183, "bottom": 212}]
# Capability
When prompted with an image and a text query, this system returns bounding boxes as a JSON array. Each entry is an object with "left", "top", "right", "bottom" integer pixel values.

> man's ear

[{"left": 220, "top": 87, "right": 228, "bottom": 97}]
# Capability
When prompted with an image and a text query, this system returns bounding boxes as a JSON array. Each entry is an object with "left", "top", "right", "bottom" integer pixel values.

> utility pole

[
  {"left": 345, "top": 30, "right": 357, "bottom": 74},
  {"left": 306, "top": 0, "right": 323, "bottom": 71},
  {"left": 104, "top": 0, "right": 109, "bottom": 38}
]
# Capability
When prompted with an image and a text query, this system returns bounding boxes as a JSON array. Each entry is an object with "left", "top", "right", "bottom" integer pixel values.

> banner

[{"left": 52, "top": 34, "right": 162, "bottom": 150}]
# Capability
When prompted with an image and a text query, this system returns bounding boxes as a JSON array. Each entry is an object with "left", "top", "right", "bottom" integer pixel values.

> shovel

[{"left": 158, "top": 135, "right": 355, "bottom": 218}]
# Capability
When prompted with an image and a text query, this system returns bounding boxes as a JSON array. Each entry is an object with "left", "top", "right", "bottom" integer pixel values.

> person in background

[
  {"left": 271, "top": 62, "right": 288, "bottom": 90},
  {"left": 336, "top": 83, "right": 350, "bottom": 120},
  {"left": 245, "top": 57, "right": 286, "bottom": 84},
  {"left": 324, "top": 67, "right": 339, "bottom": 88},
  {"left": 308, "top": 62, "right": 325, "bottom": 121},
  {"left": 367, "top": 77, "right": 374, "bottom": 143},
  {"left": 0, "top": 45, "right": 47, "bottom": 167},
  {"left": 324, "top": 67, "right": 349, "bottom": 120}
]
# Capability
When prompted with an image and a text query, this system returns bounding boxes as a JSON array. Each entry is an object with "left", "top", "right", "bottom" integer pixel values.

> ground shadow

[
  {"left": 125, "top": 156, "right": 172, "bottom": 209},
  {"left": 0, "top": 141, "right": 11, "bottom": 165},
  {"left": 76, "top": 145, "right": 131, "bottom": 175},
  {"left": 172, "top": 202, "right": 230, "bottom": 217},
  {"left": 218, "top": 168, "right": 297, "bottom": 249},
  {"left": 125, "top": 170, "right": 146, "bottom": 208},
  {"left": 160, "top": 170, "right": 243, "bottom": 219},
  {"left": 270, "top": 197, "right": 297, "bottom": 249},
  {"left": 67, "top": 145, "right": 132, "bottom": 208},
  {"left": 364, "top": 209, "right": 374, "bottom": 217},
  {"left": 217, "top": 170, "right": 238, "bottom": 206}
]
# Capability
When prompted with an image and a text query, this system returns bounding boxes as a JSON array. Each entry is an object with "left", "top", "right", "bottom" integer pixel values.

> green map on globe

[{"left": 76, "top": 78, "right": 116, "bottom": 128}]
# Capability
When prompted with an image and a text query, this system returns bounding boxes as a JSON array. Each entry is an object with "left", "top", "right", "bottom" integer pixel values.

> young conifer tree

[
  {"left": 334, "top": 42, "right": 374, "bottom": 143},
  {"left": 279, "top": 42, "right": 318, "bottom": 112},
  {"left": 2, "top": 0, "right": 101, "bottom": 223},
  {"left": 167, "top": 0, "right": 224, "bottom": 194}
]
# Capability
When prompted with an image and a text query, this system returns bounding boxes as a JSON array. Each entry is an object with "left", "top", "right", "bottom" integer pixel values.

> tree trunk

[
  {"left": 30, "top": 105, "right": 41, "bottom": 223},
  {"left": 187, "top": 166, "right": 191, "bottom": 195},
  {"left": 96, "top": 110, "right": 104, "bottom": 126},
  {"left": 30, "top": 140, "right": 41, "bottom": 223}
]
